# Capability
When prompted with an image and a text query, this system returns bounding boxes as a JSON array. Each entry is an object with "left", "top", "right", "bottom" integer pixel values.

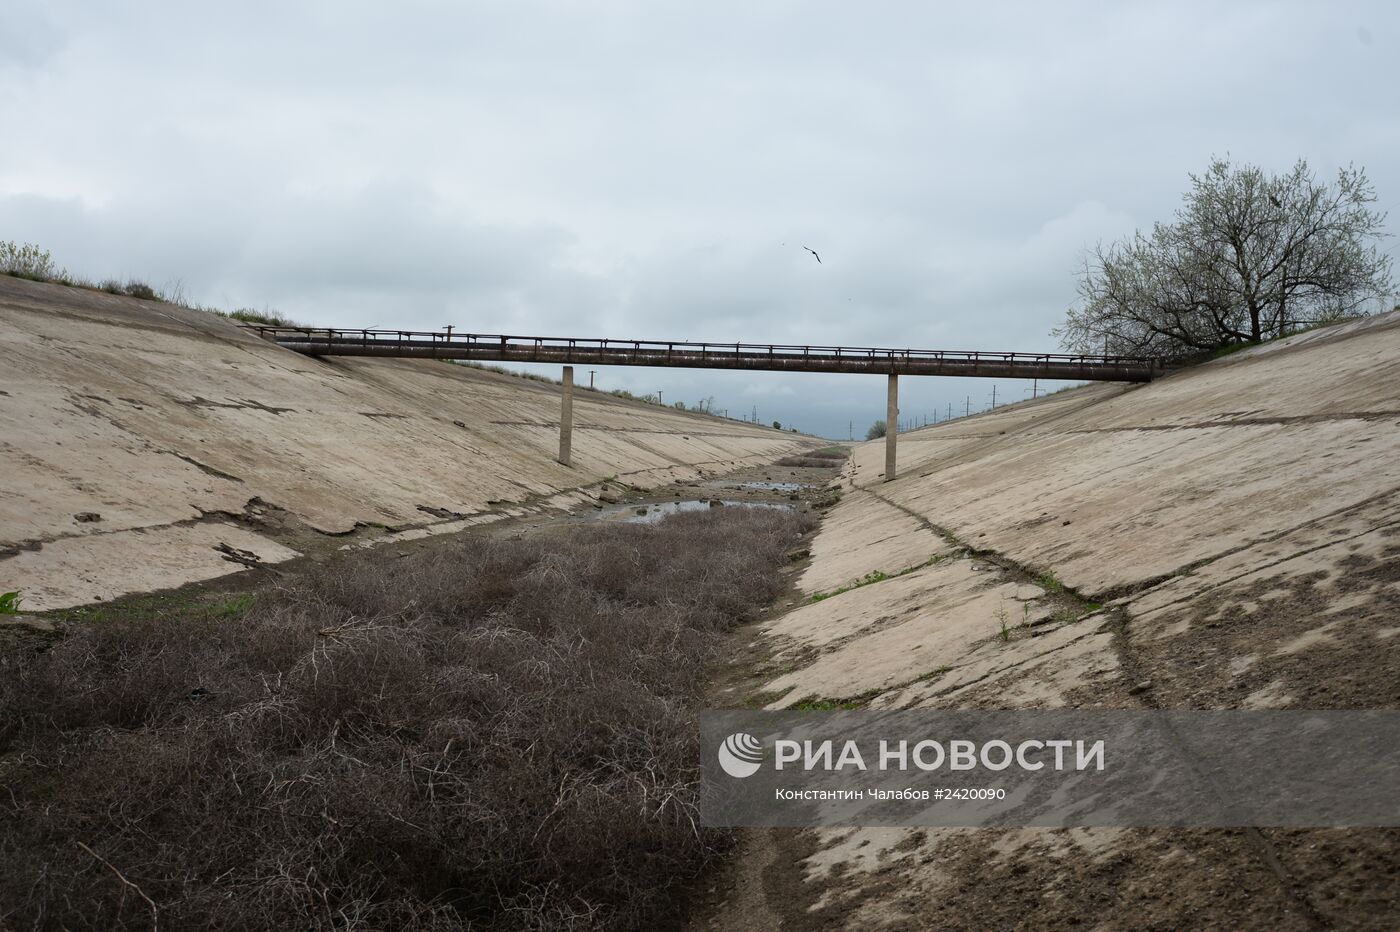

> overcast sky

[{"left": 3, "top": 1, "right": 1397, "bottom": 437}]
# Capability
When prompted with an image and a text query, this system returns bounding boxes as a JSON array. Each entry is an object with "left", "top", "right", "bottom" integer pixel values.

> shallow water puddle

[
  {"left": 593, "top": 500, "right": 795, "bottom": 524},
  {"left": 728, "top": 480, "right": 809, "bottom": 491}
]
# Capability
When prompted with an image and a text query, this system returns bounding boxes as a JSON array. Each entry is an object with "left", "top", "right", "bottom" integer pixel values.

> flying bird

[
  {"left": 1268, "top": 194, "right": 1282, "bottom": 208},
  {"left": 803, "top": 246, "right": 822, "bottom": 264}
]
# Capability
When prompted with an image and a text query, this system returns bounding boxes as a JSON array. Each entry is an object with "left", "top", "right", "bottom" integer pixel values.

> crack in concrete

[
  {"left": 854, "top": 482, "right": 1334, "bottom": 924},
  {"left": 164, "top": 451, "right": 245, "bottom": 483},
  {"left": 918, "top": 625, "right": 1104, "bottom": 703},
  {"left": 416, "top": 504, "right": 470, "bottom": 520},
  {"left": 174, "top": 396, "right": 295, "bottom": 415},
  {"left": 1096, "top": 482, "right": 1400, "bottom": 604},
  {"left": 486, "top": 418, "right": 796, "bottom": 439},
  {"left": 780, "top": 488, "right": 1107, "bottom": 709},
  {"left": 1125, "top": 513, "right": 1400, "bottom": 621},
  {"left": 1071, "top": 409, "right": 1400, "bottom": 433},
  {"left": 5, "top": 498, "right": 331, "bottom": 553},
  {"left": 213, "top": 541, "right": 264, "bottom": 568}
]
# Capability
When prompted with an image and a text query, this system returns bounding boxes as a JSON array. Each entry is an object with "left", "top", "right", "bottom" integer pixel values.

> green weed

[
  {"left": 791, "top": 697, "right": 866, "bottom": 711},
  {"left": 995, "top": 602, "right": 1011, "bottom": 642},
  {"left": 808, "top": 569, "right": 890, "bottom": 603},
  {"left": 210, "top": 594, "right": 255, "bottom": 618},
  {"left": 743, "top": 687, "right": 796, "bottom": 709}
]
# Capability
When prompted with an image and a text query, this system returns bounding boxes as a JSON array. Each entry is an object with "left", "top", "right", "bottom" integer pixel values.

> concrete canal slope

[
  {"left": 739, "top": 312, "right": 1400, "bottom": 930},
  {"left": 0, "top": 276, "right": 810, "bottom": 610}
]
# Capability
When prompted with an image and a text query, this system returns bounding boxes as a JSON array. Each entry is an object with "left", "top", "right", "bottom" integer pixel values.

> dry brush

[{"left": 0, "top": 508, "right": 812, "bottom": 930}]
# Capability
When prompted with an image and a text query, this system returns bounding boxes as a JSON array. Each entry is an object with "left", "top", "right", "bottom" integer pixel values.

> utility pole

[
  {"left": 947, "top": 402, "right": 952, "bottom": 421},
  {"left": 989, "top": 385, "right": 998, "bottom": 409},
  {"left": 588, "top": 370, "right": 596, "bottom": 389},
  {"left": 964, "top": 396, "right": 971, "bottom": 417},
  {"left": 849, "top": 420, "right": 853, "bottom": 441},
  {"left": 751, "top": 405, "right": 758, "bottom": 423},
  {"left": 657, "top": 390, "right": 663, "bottom": 406}
]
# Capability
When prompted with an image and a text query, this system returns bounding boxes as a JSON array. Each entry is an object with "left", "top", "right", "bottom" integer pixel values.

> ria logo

[{"left": 718, "top": 732, "right": 764, "bottom": 778}]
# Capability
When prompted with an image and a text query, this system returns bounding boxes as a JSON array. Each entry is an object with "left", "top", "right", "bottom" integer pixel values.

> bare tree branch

[{"left": 1056, "top": 157, "right": 1394, "bottom": 357}]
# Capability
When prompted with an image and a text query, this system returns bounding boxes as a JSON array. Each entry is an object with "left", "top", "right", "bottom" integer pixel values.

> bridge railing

[{"left": 246, "top": 325, "right": 1168, "bottom": 370}]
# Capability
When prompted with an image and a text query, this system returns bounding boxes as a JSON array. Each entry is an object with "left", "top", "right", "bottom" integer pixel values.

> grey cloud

[{"left": 0, "top": 1, "right": 65, "bottom": 71}]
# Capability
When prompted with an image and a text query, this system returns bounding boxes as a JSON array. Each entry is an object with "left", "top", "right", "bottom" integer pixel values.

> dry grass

[
  {"left": 213, "top": 307, "right": 306, "bottom": 328},
  {"left": 775, "top": 449, "right": 848, "bottom": 468},
  {"left": 0, "top": 508, "right": 812, "bottom": 930}
]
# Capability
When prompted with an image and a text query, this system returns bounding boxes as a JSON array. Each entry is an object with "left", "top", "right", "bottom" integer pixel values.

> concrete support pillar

[
  {"left": 559, "top": 365, "right": 574, "bottom": 467},
  {"left": 885, "top": 373, "right": 898, "bottom": 482}
]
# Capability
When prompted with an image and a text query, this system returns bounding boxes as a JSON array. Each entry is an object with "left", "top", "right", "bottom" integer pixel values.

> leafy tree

[
  {"left": 1055, "top": 157, "right": 1393, "bottom": 357},
  {"left": 865, "top": 420, "right": 887, "bottom": 440}
]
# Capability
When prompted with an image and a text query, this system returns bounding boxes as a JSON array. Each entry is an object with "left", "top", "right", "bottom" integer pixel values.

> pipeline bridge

[{"left": 249, "top": 326, "right": 1170, "bottom": 481}]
